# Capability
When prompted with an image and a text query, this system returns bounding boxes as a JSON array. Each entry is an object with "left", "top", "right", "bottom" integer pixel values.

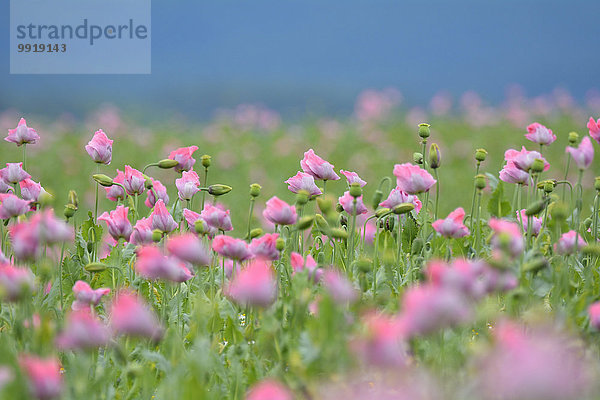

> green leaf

[{"left": 487, "top": 180, "right": 511, "bottom": 217}]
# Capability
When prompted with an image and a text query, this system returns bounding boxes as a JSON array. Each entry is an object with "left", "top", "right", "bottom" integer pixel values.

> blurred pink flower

[
  {"left": 85, "top": 129, "right": 113, "bottom": 165},
  {"left": 0, "top": 193, "right": 30, "bottom": 219},
  {"left": 201, "top": 203, "right": 233, "bottom": 232},
  {"left": 566, "top": 136, "right": 594, "bottom": 170},
  {"left": 340, "top": 170, "right": 366, "bottom": 187},
  {"left": 150, "top": 199, "right": 178, "bottom": 233},
  {"left": 19, "top": 179, "right": 42, "bottom": 204},
  {"left": 0, "top": 263, "right": 35, "bottom": 301},
  {"left": 285, "top": 171, "right": 322, "bottom": 196},
  {"left": 56, "top": 310, "right": 110, "bottom": 350},
  {"left": 300, "top": 149, "right": 340, "bottom": 181},
  {"left": 97, "top": 205, "right": 132, "bottom": 241},
  {"left": 135, "top": 245, "right": 192, "bottom": 282},
  {"left": 167, "top": 233, "right": 211, "bottom": 266},
  {"left": 504, "top": 147, "right": 549, "bottom": 172},
  {"left": 225, "top": 259, "right": 277, "bottom": 307},
  {"left": 72, "top": 280, "right": 110, "bottom": 311},
  {"left": 432, "top": 207, "right": 469, "bottom": 238},
  {"left": 130, "top": 217, "right": 153, "bottom": 246},
  {"left": 379, "top": 187, "right": 422, "bottom": 213},
  {"left": 246, "top": 379, "right": 292, "bottom": 400},
  {"left": 338, "top": 191, "right": 368, "bottom": 215},
  {"left": 19, "top": 355, "right": 62, "bottom": 400},
  {"left": 587, "top": 117, "right": 600, "bottom": 144},
  {"left": 499, "top": 161, "right": 532, "bottom": 185},
  {"left": 145, "top": 178, "right": 169, "bottom": 208},
  {"left": 110, "top": 290, "right": 163, "bottom": 341},
  {"left": 525, "top": 122, "right": 556, "bottom": 145},
  {"left": 555, "top": 230, "right": 585, "bottom": 254},
  {"left": 6, "top": 118, "right": 39, "bottom": 146},
  {"left": 393, "top": 163, "right": 436, "bottom": 194},
  {"left": 104, "top": 169, "right": 125, "bottom": 202},
  {"left": 168, "top": 145, "right": 199, "bottom": 172},
  {"left": 352, "top": 312, "right": 408, "bottom": 367},
  {"left": 517, "top": 209, "right": 542, "bottom": 236},
  {"left": 175, "top": 170, "right": 200, "bottom": 201},
  {"left": 489, "top": 218, "right": 524, "bottom": 258},
  {"left": 322, "top": 269, "right": 358, "bottom": 305},
  {"left": 250, "top": 233, "right": 280, "bottom": 261},
  {"left": 212, "top": 235, "right": 253, "bottom": 261},
  {"left": 123, "top": 165, "right": 145, "bottom": 196},
  {"left": 183, "top": 208, "right": 217, "bottom": 237},
  {"left": 290, "top": 252, "right": 322, "bottom": 281},
  {"left": 0, "top": 162, "right": 30, "bottom": 184},
  {"left": 9, "top": 221, "right": 40, "bottom": 260},
  {"left": 589, "top": 302, "right": 600, "bottom": 330},
  {"left": 263, "top": 196, "right": 297, "bottom": 226}
]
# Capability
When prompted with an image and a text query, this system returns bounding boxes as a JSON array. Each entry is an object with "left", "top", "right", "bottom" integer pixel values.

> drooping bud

[
  {"left": 144, "top": 175, "right": 153, "bottom": 190},
  {"left": 475, "top": 148, "right": 488, "bottom": 162},
  {"left": 392, "top": 202, "right": 415, "bottom": 215},
  {"left": 349, "top": 183, "right": 362, "bottom": 198},
  {"left": 330, "top": 228, "right": 348, "bottom": 240},
  {"left": 384, "top": 216, "right": 395, "bottom": 231},
  {"left": 335, "top": 203, "right": 344, "bottom": 213},
  {"left": 207, "top": 184, "right": 232, "bottom": 196},
  {"left": 531, "top": 158, "right": 545, "bottom": 173},
  {"left": 297, "top": 215, "right": 315, "bottom": 230},
  {"left": 474, "top": 174, "right": 486, "bottom": 190},
  {"left": 584, "top": 218, "right": 593, "bottom": 231},
  {"left": 249, "top": 183, "right": 261, "bottom": 198},
  {"left": 85, "top": 262, "right": 108, "bottom": 272},
  {"left": 375, "top": 207, "right": 391, "bottom": 218},
  {"left": 64, "top": 204, "right": 77, "bottom": 219},
  {"left": 314, "top": 214, "right": 329, "bottom": 232},
  {"left": 68, "top": 190, "right": 79, "bottom": 208},
  {"left": 201, "top": 154, "right": 211, "bottom": 168},
  {"left": 542, "top": 180, "right": 555, "bottom": 194},
  {"left": 38, "top": 190, "right": 53, "bottom": 208},
  {"left": 296, "top": 190, "right": 309, "bottom": 205},
  {"left": 250, "top": 228, "right": 263, "bottom": 239},
  {"left": 93, "top": 174, "right": 114, "bottom": 187},
  {"left": 371, "top": 190, "right": 383, "bottom": 210},
  {"left": 418, "top": 123, "right": 431, "bottom": 139},
  {"left": 429, "top": 143, "right": 441, "bottom": 169},
  {"left": 568, "top": 131, "right": 579, "bottom": 145},
  {"left": 525, "top": 200, "right": 545, "bottom": 216},
  {"left": 317, "top": 195, "right": 334, "bottom": 214},
  {"left": 354, "top": 257, "right": 372, "bottom": 273},
  {"left": 157, "top": 159, "right": 179, "bottom": 169},
  {"left": 411, "top": 238, "right": 423, "bottom": 255},
  {"left": 413, "top": 152, "right": 424, "bottom": 165}
]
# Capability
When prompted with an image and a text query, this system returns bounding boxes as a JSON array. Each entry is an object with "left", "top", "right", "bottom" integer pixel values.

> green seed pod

[
  {"left": 152, "top": 229, "right": 163, "bottom": 242},
  {"left": 68, "top": 190, "right": 79, "bottom": 208},
  {"left": 393, "top": 202, "right": 415, "bottom": 215},
  {"left": 207, "top": 184, "right": 232, "bottom": 196},
  {"left": 568, "top": 131, "right": 579, "bottom": 145},
  {"left": 418, "top": 123, "right": 431, "bottom": 139},
  {"left": 201, "top": 154, "right": 212, "bottom": 168},
  {"left": 376, "top": 207, "right": 391, "bottom": 218},
  {"left": 349, "top": 183, "right": 362, "bottom": 198},
  {"left": 250, "top": 228, "right": 263, "bottom": 239},
  {"left": 371, "top": 190, "right": 383, "bottom": 210},
  {"left": 157, "top": 159, "right": 179, "bottom": 169},
  {"left": 330, "top": 228, "right": 348, "bottom": 240},
  {"left": 85, "top": 262, "right": 108, "bottom": 272},
  {"left": 525, "top": 200, "right": 545, "bottom": 216},
  {"left": 296, "top": 215, "right": 315, "bottom": 230},
  {"left": 249, "top": 183, "right": 261, "bottom": 198},
  {"left": 296, "top": 190, "right": 309, "bottom": 205},
  {"left": 194, "top": 219, "right": 205, "bottom": 234},
  {"left": 317, "top": 195, "right": 334, "bottom": 214},
  {"left": 543, "top": 180, "right": 555, "bottom": 194},
  {"left": 531, "top": 158, "right": 545, "bottom": 173},
  {"left": 429, "top": 143, "right": 441, "bottom": 169},
  {"left": 275, "top": 238, "right": 285, "bottom": 251},
  {"left": 92, "top": 174, "right": 114, "bottom": 187},
  {"left": 595, "top": 177, "right": 600, "bottom": 191},
  {"left": 64, "top": 204, "right": 77, "bottom": 219},
  {"left": 354, "top": 257, "right": 372, "bottom": 273},
  {"left": 474, "top": 174, "right": 486, "bottom": 190},
  {"left": 475, "top": 148, "right": 488, "bottom": 162},
  {"left": 413, "top": 152, "right": 424, "bottom": 165},
  {"left": 411, "top": 238, "right": 423, "bottom": 255}
]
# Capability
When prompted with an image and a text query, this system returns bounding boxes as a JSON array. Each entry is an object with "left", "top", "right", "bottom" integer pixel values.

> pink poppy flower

[
  {"left": 135, "top": 245, "right": 193, "bottom": 282},
  {"left": 97, "top": 205, "right": 132, "bottom": 241},
  {"left": 183, "top": 208, "right": 218, "bottom": 237},
  {"left": 525, "top": 122, "right": 556, "bottom": 145},
  {"left": 34, "top": 210, "right": 73, "bottom": 244},
  {"left": 338, "top": 191, "right": 368, "bottom": 215},
  {"left": 130, "top": 217, "right": 154, "bottom": 246},
  {"left": 290, "top": 252, "right": 322, "bottom": 281},
  {"left": 19, "top": 355, "right": 62, "bottom": 400},
  {"left": 0, "top": 162, "right": 30, "bottom": 184},
  {"left": 249, "top": 233, "right": 280, "bottom": 261},
  {"left": 352, "top": 312, "right": 408, "bottom": 367},
  {"left": 6, "top": 118, "right": 39, "bottom": 146},
  {"left": 263, "top": 196, "right": 297, "bottom": 226},
  {"left": 0, "top": 178, "right": 12, "bottom": 194},
  {"left": 56, "top": 310, "right": 110, "bottom": 350},
  {"left": 566, "top": 136, "right": 594, "bottom": 170},
  {"left": 109, "top": 290, "right": 163, "bottom": 341},
  {"left": 340, "top": 170, "right": 366, "bottom": 187},
  {"left": 200, "top": 203, "right": 233, "bottom": 232},
  {"left": 588, "top": 117, "right": 600, "bottom": 144},
  {"left": 432, "top": 207, "right": 469, "bottom": 238},
  {"left": 85, "top": 129, "right": 113, "bottom": 165},
  {"left": 0, "top": 264, "right": 35, "bottom": 301},
  {"left": 175, "top": 170, "right": 200, "bottom": 201},
  {"left": 150, "top": 199, "right": 178, "bottom": 233},
  {"left": 123, "top": 165, "right": 146, "bottom": 196},
  {"left": 517, "top": 209, "right": 542, "bottom": 236},
  {"left": 300, "top": 148, "right": 340, "bottom": 181},
  {"left": 144, "top": 178, "right": 169, "bottom": 208},
  {"left": 322, "top": 269, "right": 358, "bottom": 305},
  {"left": 104, "top": 169, "right": 126, "bottom": 202},
  {"left": 588, "top": 301, "right": 600, "bottom": 330},
  {"left": 555, "top": 230, "right": 585, "bottom": 254},
  {"left": 393, "top": 163, "right": 436, "bottom": 194},
  {"left": 9, "top": 222, "right": 40, "bottom": 260},
  {"left": 71, "top": 280, "right": 110, "bottom": 311},
  {"left": 19, "top": 179, "right": 42, "bottom": 203},
  {"left": 247, "top": 379, "right": 293, "bottom": 400},
  {"left": 212, "top": 235, "right": 253, "bottom": 261},
  {"left": 504, "top": 147, "right": 549, "bottom": 172},
  {"left": 167, "top": 233, "right": 211, "bottom": 266},
  {"left": 225, "top": 259, "right": 277, "bottom": 307},
  {"left": 379, "top": 187, "right": 422, "bottom": 213},
  {"left": 0, "top": 193, "right": 30, "bottom": 219},
  {"left": 285, "top": 171, "right": 322, "bottom": 196},
  {"left": 168, "top": 145, "right": 199, "bottom": 172},
  {"left": 499, "top": 161, "right": 532, "bottom": 185},
  {"left": 489, "top": 218, "right": 524, "bottom": 258}
]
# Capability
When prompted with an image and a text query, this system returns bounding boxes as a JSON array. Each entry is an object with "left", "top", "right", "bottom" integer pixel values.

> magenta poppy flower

[
  {"left": 225, "top": 259, "right": 277, "bottom": 307},
  {"left": 499, "top": 161, "right": 532, "bottom": 185},
  {"left": 183, "top": 208, "right": 217, "bottom": 237},
  {"left": 566, "top": 136, "right": 594, "bottom": 170},
  {"left": 168, "top": 145, "right": 199, "bottom": 172},
  {"left": 175, "top": 169, "right": 200, "bottom": 201},
  {"left": 19, "top": 179, "right": 42, "bottom": 203},
  {"left": 247, "top": 379, "right": 293, "bottom": 400},
  {"left": 167, "top": 233, "right": 211, "bottom": 266},
  {"left": 263, "top": 196, "right": 297, "bottom": 226},
  {"left": 555, "top": 230, "right": 585, "bottom": 254},
  {"left": 150, "top": 199, "right": 178, "bottom": 233},
  {"left": 104, "top": 169, "right": 126, "bottom": 202},
  {"left": 338, "top": 191, "right": 368, "bottom": 215},
  {"left": 9, "top": 222, "right": 40, "bottom": 261},
  {"left": 0, "top": 178, "right": 11, "bottom": 194},
  {"left": 72, "top": 280, "right": 110, "bottom": 311},
  {"left": 33, "top": 209, "right": 73, "bottom": 244},
  {"left": 123, "top": 165, "right": 146, "bottom": 196},
  {"left": 97, "top": 205, "right": 132, "bottom": 241},
  {"left": 504, "top": 147, "right": 549, "bottom": 172},
  {"left": 0, "top": 193, "right": 30, "bottom": 219},
  {"left": 432, "top": 207, "right": 469, "bottom": 238},
  {"left": 393, "top": 163, "right": 436, "bottom": 194},
  {"left": 212, "top": 235, "right": 253, "bottom": 261},
  {"left": 0, "top": 162, "right": 30, "bottom": 184},
  {"left": 525, "top": 122, "right": 556, "bottom": 145},
  {"left": 353, "top": 312, "right": 408, "bottom": 367},
  {"left": 85, "top": 129, "right": 113, "bottom": 165},
  {"left": 56, "top": 310, "right": 110, "bottom": 350},
  {"left": 145, "top": 178, "right": 169, "bottom": 208},
  {"left": 135, "top": 245, "right": 193, "bottom": 282},
  {"left": 588, "top": 117, "right": 600, "bottom": 144},
  {"left": 589, "top": 302, "right": 600, "bottom": 330},
  {"left": 379, "top": 187, "right": 422, "bottom": 213},
  {"left": 130, "top": 217, "right": 153, "bottom": 246},
  {"left": 300, "top": 148, "right": 340, "bottom": 181},
  {"left": 517, "top": 209, "right": 542, "bottom": 236},
  {"left": 489, "top": 218, "right": 524, "bottom": 258},
  {"left": 249, "top": 233, "right": 280, "bottom": 261},
  {"left": 109, "top": 290, "right": 163, "bottom": 341},
  {"left": 284, "top": 171, "right": 322, "bottom": 196},
  {"left": 200, "top": 203, "right": 233, "bottom": 232},
  {"left": 290, "top": 252, "right": 322, "bottom": 281},
  {"left": 19, "top": 355, "right": 62, "bottom": 400},
  {"left": 340, "top": 169, "right": 366, "bottom": 187},
  {"left": 0, "top": 264, "right": 35, "bottom": 301},
  {"left": 6, "top": 118, "right": 39, "bottom": 146},
  {"left": 322, "top": 269, "right": 358, "bottom": 305}
]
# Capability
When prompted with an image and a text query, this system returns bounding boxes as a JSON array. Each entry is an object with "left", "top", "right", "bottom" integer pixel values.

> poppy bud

[
  {"left": 376, "top": 207, "right": 391, "bottom": 218},
  {"left": 335, "top": 203, "right": 344, "bottom": 213},
  {"left": 474, "top": 174, "right": 486, "bottom": 190},
  {"left": 152, "top": 229, "right": 163, "bottom": 242},
  {"left": 249, "top": 183, "right": 261, "bottom": 198},
  {"left": 393, "top": 202, "right": 414, "bottom": 215},
  {"left": 296, "top": 190, "right": 309, "bottom": 205},
  {"left": 250, "top": 228, "right": 263, "bottom": 239},
  {"left": 413, "top": 152, "right": 424, "bottom": 165},
  {"left": 330, "top": 228, "right": 348, "bottom": 240},
  {"left": 207, "top": 184, "right": 232, "bottom": 196},
  {"left": 349, "top": 183, "right": 362, "bottom": 198},
  {"left": 385, "top": 216, "right": 395, "bottom": 231},
  {"left": 550, "top": 202, "right": 568, "bottom": 221},
  {"left": 371, "top": 190, "right": 383, "bottom": 210},
  {"left": 64, "top": 204, "right": 77, "bottom": 219},
  {"left": 297, "top": 216, "right": 315, "bottom": 230},
  {"left": 194, "top": 219, "right": 205, "bottom": 234},
  {"left": 68, "top": 190, "right": 79, "bottom": 208},
  {"left": 144, "top": 176, "right": 153, "bottom": 190},
  {"left": 525, "top": 200, "right": 545, "bottom": 216},
  {"left": 542, "top": 180, "right": 555, "bottom": 194},
  {"left": 595, "top": 177, "right": 600, "bottom": 192},
  {"left": 92, "top": 174, "right": 114, "bottom": 187},
  {"left": 475, "top": 148, "right": 488, "bottom": 162},
  {"left": 411, "top": 238, "right": 423, "bottom": 255},
  {"left": 157, "top": 159, "right": 179, "bottom": 169},
  {"left": 315, "top": 214, "right": 329, "bottom": 232},
  {"left": 317, "top": 195, "right": 334, "bottom": 214},
  {"left": 201, "top": 154, "right": 212, "bottom": 168},
  {"left": 568, "top": 131, "right": 579, "bottom": 145},
  {"left": 276, "top": 238, "right": 285, "bottom": 251},
  {"left": 418, "top": 123, "right": 430, "bottom": 139},
  {"left": 583, "top": 244, "right": 600, "bottom": 257},
  {"left": 429, "top": 143, "right": 441, "bottom": 169},
  {"left": 531, "top": 158, "right": 545, "bottom": 173},
  {"left": 354, "top": 257, "right": 372, "bottom": 273},
  {"left": 85, "top": 262, "right": 107, "bottom": 272},
  {"left": 38, "top": 190, "right": 53, "bottom": 208}
]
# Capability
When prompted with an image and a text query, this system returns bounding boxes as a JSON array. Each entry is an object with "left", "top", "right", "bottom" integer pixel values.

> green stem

[
  {"left": 246, "top": 198, "right": 255, "bottom": 241},
  {"left": 201, "top": 167, "right": 209, "bottom": 210},
  {"left": 562, "top": 154, "right": 571, "bottom": 201},
  {"left": 433, "top": 168, "right": 440, "bottom": 221}
]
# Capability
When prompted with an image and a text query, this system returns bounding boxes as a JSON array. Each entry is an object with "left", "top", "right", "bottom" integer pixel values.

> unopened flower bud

[
  {"left": 93, "top": 174, "right": 114, "bottom": 187},
  {"left": 525, "top": 200, "right": 545, "bottom": 216},
  {"left": 413, "top": 152, "right": 424, "bottom": 165},
  {"left": 157, "top": 159, "right": 179, "bottom": 169},
  {"left": 144, "top": 175, "right": 153, "bottom": 190},
  {"left": 296, "top": 190, "right": 309, "bottom": 205},
  {"left": 411, "top": 238, "right": 423, "bottom": 255},
  {"left": 249, "top": 183, "right": 261, "bottom": 198},
  {"left": 335, "top": 203, "right": 344, "bottom": 213},
  {"left": 418, "top": 123, "right": 431, "bottom": 139},
  {"left": 315, "top": 214, "right": 329, "bottom": 232},
  {"left": 201, "top": 154, "right": 211, "bottom": 168},
  {"left": 276, "top": 238, "right": 285, "bottom": 251},
  {"left": 385, "top": 216, "right": 395, "bottom": 231},
  {"left": 354, "top": 257, "right": 372, "bottom": 273},
  {"left": 250, "top": 228, "right": 263, "bottom": 239},
  {"left": 152, "top": 229, "right": 163, "bottom": 242},
  {"left": 349, "top": 183, "right": 362, "bottom": 198},
  {"left": 317, "top": 195, "right": 334, "bottom": 214},
  {"left": 595, "top": 177, "right": 600, "bottom": 192},
  {"left": 207, "top": 184, "right": 232, "bottom": 196},
  {"left": 582, "top": 244, "right": 600, "bottom": 257},
  {"left": 475, "top": 148, "right": 488, "bottom": 162},
  {"left": 64, "top": 204, "right": 77, "bottom": 219},
  {"left": 531, "top": 158, "right": 545, "bottom": 173},
  {"left": 474, "top": 174, "right": 486, "bottom": 190},
  {"left": 85, "top": 262, "right": 107, "bottom": 272},
  {"left": 542, "top": 180, "right": 555, "bottom": 194},
  {"left": 376, "top": 207, "right": 391, "bottom": 218},
  {"left": 393, "top": 202, "right": 415, "bottom": 215},
  {"left": 38, "top": 189, "right": 53, "bottom": 208},
  {"left": 371, "top": 190, "right": 383, "bottom": 210},
  {"left": 429, "top": 143, "right": 441, "bottom": 169},
  {"left": 68, "top": 190, "right": 79, "bottom": 208},
  {"left": 297, "top": 215, "right": 315, "bottom": 230},
  {"left": 330, "top": 228, "right": 348, "bottom": 240},
  {"left": 568, "top": 131, "right": 579, "bottom": 145}
]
